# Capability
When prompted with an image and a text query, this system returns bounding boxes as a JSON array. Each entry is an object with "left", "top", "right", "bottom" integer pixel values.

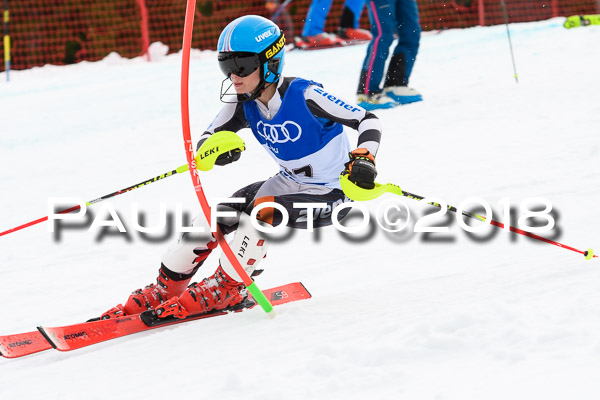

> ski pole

[
  {"left": 500, "top": 0, "right": 518, "bottom": 83},
  {"left": 271, "top": 0, "right": 293, "bottom": 21},
  {"left": 180, "top": 0, "right": 275, "bottom": 316},
  {"left": 340, "top": 175, "right": 597, "bottom": 260},
  {"left": 0, "top": 132, "right": 245, "bottom": 237},
  {"left": 0, "top": 165, "right": 186, "bottom": 237}
]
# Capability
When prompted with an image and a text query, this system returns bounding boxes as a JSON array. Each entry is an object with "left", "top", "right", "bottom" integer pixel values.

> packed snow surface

[{"left": 1, "top": 18, "right": 599, "bottom": 400}]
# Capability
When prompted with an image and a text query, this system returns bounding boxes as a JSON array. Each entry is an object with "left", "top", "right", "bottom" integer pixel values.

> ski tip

[
  {"left": 36, "top": 327, "right": 57, "bottom": 349},
  {"left": 299, "top": 282, "right": 312, "bottom": 298}
]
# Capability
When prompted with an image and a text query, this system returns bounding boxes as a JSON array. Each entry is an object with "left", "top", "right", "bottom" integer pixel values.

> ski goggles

[
  {"left": 217, "top": 32, "right": 285, "bottom": 78},
  {"left": 218, "top": 52, "right": 262, "bottom": 78}
]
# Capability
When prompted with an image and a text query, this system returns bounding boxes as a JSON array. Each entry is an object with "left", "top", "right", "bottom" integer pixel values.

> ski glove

[
  {"left": 343, "top": 148, "right": 377, "bottom": 189},
  {"left": 196, "top": 136, "right": 242, "bottom": 166}
]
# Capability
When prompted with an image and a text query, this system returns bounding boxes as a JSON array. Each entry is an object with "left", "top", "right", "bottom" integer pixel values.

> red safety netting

[
  {"left": 418, "top": 0, "right": 600, "bottom": 29},
  {"left": 1, "top": 0, "right": 598, "bottom": 72},
  {"left": 2, "top": 0, "right": 144, "bottom": 71}
]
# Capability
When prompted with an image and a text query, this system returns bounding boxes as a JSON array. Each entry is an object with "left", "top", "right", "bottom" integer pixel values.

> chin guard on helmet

[{"left": 219, "top": 73, "right": 280, "bottom": 104}]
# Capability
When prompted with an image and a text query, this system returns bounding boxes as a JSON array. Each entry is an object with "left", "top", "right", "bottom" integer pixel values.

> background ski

[
  {"left": 37, "top": 282, "right": 310, "bottom": 353},
  {"left": 0, "top": 330, "right": 53, "bottom": 358},
  {"left": 564, "top": 14, "right": 600, "bottom": 28}
]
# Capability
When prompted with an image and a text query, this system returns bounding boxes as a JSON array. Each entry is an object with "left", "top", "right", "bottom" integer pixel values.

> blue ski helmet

[{"left": 217, "top": 15, "right": 285, "bottom": 85}]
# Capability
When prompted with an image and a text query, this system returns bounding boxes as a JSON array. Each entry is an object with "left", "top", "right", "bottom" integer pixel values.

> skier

[
  {"left": 100, "top": 15, "right": 383, "bottom": 320},
  {"left": 356, "top": 0, "right": 422, "bottom": 110}
]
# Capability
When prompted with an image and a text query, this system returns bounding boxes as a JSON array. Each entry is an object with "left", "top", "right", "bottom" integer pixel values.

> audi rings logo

[{"left": 256, "top": 121, "right": 302, "bottom": 144}]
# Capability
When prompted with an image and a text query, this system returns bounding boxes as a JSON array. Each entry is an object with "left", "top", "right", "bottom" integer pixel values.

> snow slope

[{"left": 1, "top": 18, "right": 600, "bottom": 399}]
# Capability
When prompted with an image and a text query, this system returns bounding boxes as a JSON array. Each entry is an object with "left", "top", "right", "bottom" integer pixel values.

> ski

[
  {"left": 564, "top": 14, "right": 600, "bottom": 29},
  {"left": 0, "top": 330, "right": 53, "bottom": 358},
  {"left": 37, "top": 282, "right": 310, "bottom": 353}
]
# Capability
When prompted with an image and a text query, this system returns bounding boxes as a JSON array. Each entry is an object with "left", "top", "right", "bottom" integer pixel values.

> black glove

[
  {"left": 343, "top": 148, "right": 377, "bottom": 189},
  {"left": 196, "top": 137, "right": 242, "bottom": 166}
]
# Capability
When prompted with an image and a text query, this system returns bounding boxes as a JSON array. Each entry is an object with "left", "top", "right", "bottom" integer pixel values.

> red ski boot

[
  {"left": 100, "top": 265, "right": 193, "bottom": 319},
  {"left": 154, "top": 265, "right": 246, "bottom": 319},
  {"left": 337, "top": 27, "right": 373, "bottom": 43}
]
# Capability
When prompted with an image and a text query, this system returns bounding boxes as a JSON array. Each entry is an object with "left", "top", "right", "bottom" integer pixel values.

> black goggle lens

[{"left": 218, "top": 53, "right": 261, "bottom": 78}]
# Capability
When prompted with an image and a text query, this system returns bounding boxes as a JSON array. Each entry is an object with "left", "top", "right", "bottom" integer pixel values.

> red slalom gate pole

[{"left": 136, "top": 0, "right": 150, "bottom": 61}]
